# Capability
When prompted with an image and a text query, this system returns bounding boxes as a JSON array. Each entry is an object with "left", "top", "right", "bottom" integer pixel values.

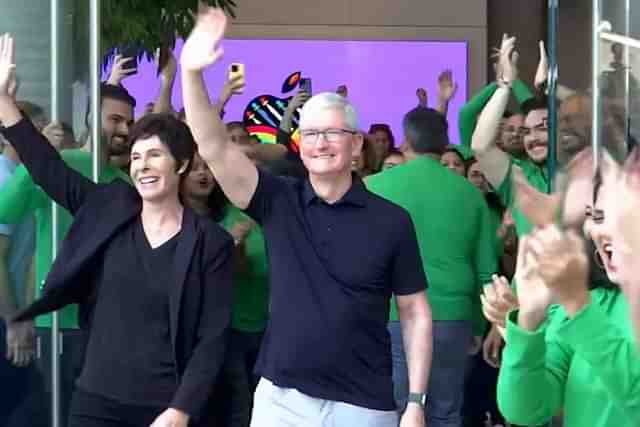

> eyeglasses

[{"left": 300, "top": 128, "right": 357, "bottom": 144}]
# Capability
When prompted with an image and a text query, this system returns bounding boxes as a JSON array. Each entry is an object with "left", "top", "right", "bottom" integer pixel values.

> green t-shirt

[
  {"left": 220, "top": 206, "right": 270, "bottom": 333},
  {"left": 367, "top": 156, "right": 498, "bottom": 334},
  {"left": 0, "top": 150, "right": 130, "bottom": 328},
  {"left": 498, "top": 288, "right": 640, "bottom": 427},
  {"left": 495, "top": 157, "right": 548, "bottom": 238},
  {"left": 458, "top": 80, "right": 534, "bottom": 151}
]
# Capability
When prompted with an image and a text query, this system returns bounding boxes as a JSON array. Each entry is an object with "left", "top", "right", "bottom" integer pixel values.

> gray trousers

[
  {"left": 389, "top": 320, "right": 472, "bottom": 427},
  {"left": 250, "top": 378, "right": 398, "bottom": 427}
]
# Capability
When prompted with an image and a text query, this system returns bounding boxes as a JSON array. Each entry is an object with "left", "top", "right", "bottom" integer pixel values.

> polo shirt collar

[{"left": 302, "top": 174, "right": 368, "bottom": 207}]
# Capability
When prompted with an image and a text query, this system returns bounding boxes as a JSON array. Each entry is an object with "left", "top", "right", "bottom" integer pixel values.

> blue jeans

[{"left": 389, "top": 320, "right": 472, "bottom": 427}]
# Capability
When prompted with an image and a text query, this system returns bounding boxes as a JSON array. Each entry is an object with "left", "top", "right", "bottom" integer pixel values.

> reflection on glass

[{"left": 0, "top": 1, "right": 98, "bottom": 426}]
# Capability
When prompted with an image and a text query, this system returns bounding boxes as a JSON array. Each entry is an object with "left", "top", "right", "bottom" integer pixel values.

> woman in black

[{"left": 0, "top": 34, "right": 233, "bottom": 427}]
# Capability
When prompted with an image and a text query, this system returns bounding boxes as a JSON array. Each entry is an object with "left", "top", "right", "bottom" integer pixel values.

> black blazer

[{"left": 2, "top": 118, "right": 234, "bottom": 421}]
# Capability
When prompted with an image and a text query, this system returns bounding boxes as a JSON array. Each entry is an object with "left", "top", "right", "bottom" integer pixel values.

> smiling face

[
  {"left": 584, "top": 186, "right": 617, "bottom": 283},
  {"left": 102, "top": 97, "right": 134, "bottom": 157},
  {"left": 181, "top": 152, "right": 216, "bottom": 201},
  {"left": 440, "top": 150, "right": 466, "bottom": 177},
  {"left": 500, "top": 114, "right": 525, "bottom": 156},
  {"left": 299, "top": 108, "right": 362, "bottom": 177},
  {"left": 467, "top": 161, "right": 489, "bottom": 193},
  {"left": 523, "top": 109, "right": 549, "bottom": 164},
  {"left": 129, "top": 135, "right": 187, "bottom": 203}
]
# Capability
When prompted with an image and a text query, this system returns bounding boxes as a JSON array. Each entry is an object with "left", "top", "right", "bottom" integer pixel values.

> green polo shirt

[
  {"left": 367, "top": 156, "right": 497, "bottom": 334},
  {"left": 498, "top": 288, "right": 640, "bottom": 427},
  {"left": 220, "top": 206, "right": 270, "bottom": 333},
  {"left": 495, "top": 157, "right": 548, "bottom": 237},
  {"left": 0, "top": 149, "right": 130, "bottom": 328}
]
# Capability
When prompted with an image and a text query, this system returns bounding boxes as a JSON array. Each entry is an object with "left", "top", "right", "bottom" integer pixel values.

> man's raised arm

[{"left": 181, "top": 7, "right": 258, "bottom": 209}]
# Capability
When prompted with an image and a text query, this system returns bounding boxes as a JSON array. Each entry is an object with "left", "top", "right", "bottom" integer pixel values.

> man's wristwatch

[{"left": 407, "top": 392, "right": 427, "bottom": 408}]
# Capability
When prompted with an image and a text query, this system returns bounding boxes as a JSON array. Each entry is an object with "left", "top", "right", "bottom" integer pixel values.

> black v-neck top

[{"left": 77, "top": 217, "right": 182, "bottom": 406}]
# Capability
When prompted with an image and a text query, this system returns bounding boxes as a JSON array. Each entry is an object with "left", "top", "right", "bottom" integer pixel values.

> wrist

[
  {"left": 517, "top": 308, "right": 546, "bottom": 331},
  {"left": 561, "top": 291, "right": 591, "bottom": 318}
]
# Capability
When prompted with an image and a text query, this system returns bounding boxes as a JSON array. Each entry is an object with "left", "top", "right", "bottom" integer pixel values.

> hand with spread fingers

[
  {"left": 0, "top": 33, "right": 17, "bottom": 99},
  {"left": 107, "top": 54, "right": 136, "bottom": 86},
  {"left": 181, "top": 7, "right": 228, "bottom": 73},
  {"left": 437, "top": 70, "right": 458, "bottom": 104},
  {"left": 6, "top": 320, "right": 35, "bottom": 367}
]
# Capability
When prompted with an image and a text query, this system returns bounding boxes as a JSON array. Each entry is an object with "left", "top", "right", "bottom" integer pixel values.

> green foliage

[{"left": 99, "top": 0, "right": 236, "bottom": 65}]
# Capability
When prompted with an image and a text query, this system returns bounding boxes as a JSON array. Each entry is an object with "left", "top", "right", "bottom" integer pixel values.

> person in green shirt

[
  {"left": 181, "top": 151, "right": 270, "bottom": 427},
  {"left": 0, "top": 83, "right": 135, "bottom": 426},
  {"left": 367, "top": 107, "right": 497, "bottom": 427},
  {"left": 483, "top": 173, "right": 640, "bottom": 427},
  {"left": 470, "top": 35, "right": 549, "bottom": 239}
]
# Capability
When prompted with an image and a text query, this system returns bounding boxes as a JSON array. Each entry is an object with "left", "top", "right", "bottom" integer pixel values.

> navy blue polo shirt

[{"left": 245, "top": 168, "right": 427, "bottom": 410}]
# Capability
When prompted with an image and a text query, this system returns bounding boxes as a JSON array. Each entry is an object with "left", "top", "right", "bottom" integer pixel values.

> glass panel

[
  {"left": 599, "top": 0, "right": 640, "bottom": 159},
  {"left": 0, "top": 1, "right": 97, "bottom": 426}
]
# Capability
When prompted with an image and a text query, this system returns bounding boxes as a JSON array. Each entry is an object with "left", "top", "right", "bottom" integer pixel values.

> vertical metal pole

[
  {"left": 50, "top": 1, "right": 61, "bottom": 426},
  {"left": 547, "top": 0, "right": 559, "bottom": 193},
  {"left": 624, "top": 0, "right": 631, "bottom": 151},
  {"left": 592, "top": 0, "right": 602, "bottom": 173},
  {"left": 90, "top": 0, "right": 101, "bottom": 182}
]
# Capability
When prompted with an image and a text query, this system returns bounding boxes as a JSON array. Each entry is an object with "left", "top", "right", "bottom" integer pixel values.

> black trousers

[
  {"left": 208, "top": 329, "right": 264, "bottom": 427},
  {"left": 68, "top": 390, "right": 165, "bottom": 427}
]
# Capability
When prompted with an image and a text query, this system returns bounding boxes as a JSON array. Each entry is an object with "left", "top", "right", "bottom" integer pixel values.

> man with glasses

[
  {"left": 470, "top": 35, "right": 549, "bottom": 238},
  {"left": 180, "top": 8, "right": 432, "bottom": 427}
]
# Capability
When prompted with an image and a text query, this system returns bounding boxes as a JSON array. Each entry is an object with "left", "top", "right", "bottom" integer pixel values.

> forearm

[
  {"left": 458, "top": 83, "right": 498, "bottom": 149},
  {"left": 279, "top": 107, "right": 295, "bottom": 133},
  {"left": 182, "top": 70, "right": 229, "bottom": 159},
  {"left": 436, "top": 98, "right": 449, "bottom": 116},
  {"left": 0, "top": 95, "right": 23, "bottom": 127},
  {"left": 471, "top": 87, "right": 510, "bottom": 155},
  {"left": 398, "top": 294, "right": 433, "bottom": 393},
  {"left": 0, "top": 239, "right": 16, "bottom": 320},
  {"left": 153, "top": 76, "right": 176, "bottom": 114}
]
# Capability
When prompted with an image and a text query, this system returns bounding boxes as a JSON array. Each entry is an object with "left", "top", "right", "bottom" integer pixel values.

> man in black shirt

[{"left": 181, "top": 8, "right": 433, "bottom": 427}]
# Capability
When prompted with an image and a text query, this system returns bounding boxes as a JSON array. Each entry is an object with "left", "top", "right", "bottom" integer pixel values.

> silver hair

[{"left": 299, "top": 92, "right": 359, "bottom": 130}]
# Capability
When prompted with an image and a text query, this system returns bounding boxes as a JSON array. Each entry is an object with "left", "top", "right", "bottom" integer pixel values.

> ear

[
  {"left": 352, "top": 133, "right": 364, "bottom": 157},
  {"left": 177, "top": 159, "right": 190, "bottom": 175}
]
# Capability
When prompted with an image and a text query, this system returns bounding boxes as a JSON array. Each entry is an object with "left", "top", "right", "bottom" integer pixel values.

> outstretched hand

[
  {"left": 0, "top": 33, "right": 17, "bottom": 98},
  {"left": 437, "top": 70, "right": 458, "bottom": 103},
  {"left": 181, "top": 7, "right": 228, "bottom": 72},
  {"left": 107, "top": 54, "right": 136, "bottom": 86}
]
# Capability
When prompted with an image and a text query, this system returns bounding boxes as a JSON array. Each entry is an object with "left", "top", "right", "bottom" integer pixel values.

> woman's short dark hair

[{"left": 128, "top": 113, "right": 196, "bottom": 174}]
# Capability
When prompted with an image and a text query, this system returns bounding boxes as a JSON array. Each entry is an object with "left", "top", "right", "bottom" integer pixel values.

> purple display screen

[{"left": 118, "top": 38, "right": 468, "bottom": 145}]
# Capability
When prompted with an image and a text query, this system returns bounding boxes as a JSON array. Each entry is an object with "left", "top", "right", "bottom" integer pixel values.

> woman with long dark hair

[
  {"left": 0, "top": 34, "right": 233, "bottom": 427},
  {"left": 482, "top": 157, "right": 640, "bottom": 426}
]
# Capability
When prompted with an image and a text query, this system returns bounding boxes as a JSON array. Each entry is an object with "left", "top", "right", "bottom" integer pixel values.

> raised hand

[
  {"left": 223, "top": 73, "right": 245, "bottom": 98},
  {"left": 498, "top": 34, "right": 519, "bottom": 84},
  {"left": 107, "top": 54, "right": 136, "bottom": 86},
  {"left": 42, "top": 121, "right": 66, "bottom": 149},
  {"left": 514, "top": 235, "right": 555, "bottom": 331},
  {"left": 181, "top": 7, "right": 228, "bottom": 72},
  {"left": 437, "top": 69, "right": 458, "bottom": 103},
  {"left": 528, "top": 226, "right": 590, "bottom": 317},
  {"left": 481, "top": 274, "right": 519, "bottom": 328},
  {"left": 287, "top": 90, "right": 311, "bottom": 112},
  {"left": 534, "top": 40, "right": 549, "bottom": 90},
  {"left": 416, "top": 88, "right": 428, "bottom": 107},
  {"left": 513, "top": 165, "right": 561, "bottom": 227},
  {"left": 0, "top": 33, "right": 17, "bottom": 98}
]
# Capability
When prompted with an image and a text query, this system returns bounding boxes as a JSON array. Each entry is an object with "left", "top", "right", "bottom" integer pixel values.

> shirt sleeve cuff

[{"left": 502, "top": 310, "right": 547, "bottom": 366}]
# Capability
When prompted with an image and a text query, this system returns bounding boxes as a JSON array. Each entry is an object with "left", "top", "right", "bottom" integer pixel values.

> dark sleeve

[
  {"left": 170, "top": 236, "right": 234, "bottom": 419},
  {"left": 244, "top": 167, "right": 287, "bottom": 225},
  {"left": 276, "top": 127, "right": 291, "bottom": 147},
  {"left": 0, "top": 117, "right": 96, "bottom": 215},
  {"left": 391, "top": 211, "right": 428, "bottom": 296}
]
